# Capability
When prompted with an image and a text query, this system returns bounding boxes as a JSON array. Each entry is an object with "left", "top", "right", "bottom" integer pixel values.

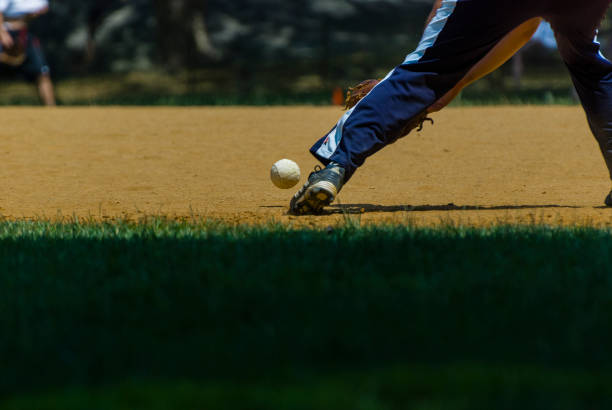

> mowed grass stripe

[
  {"left": 4, "top": 364, "right": 612, "bottom": 410},
  {"left": 1, "top": 220, "right": 612, "bottom": 405}
]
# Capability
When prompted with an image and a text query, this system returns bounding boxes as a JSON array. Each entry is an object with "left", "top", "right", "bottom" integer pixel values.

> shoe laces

[{"left": 308, "top": 165, "right": 323, "bottom": 179}]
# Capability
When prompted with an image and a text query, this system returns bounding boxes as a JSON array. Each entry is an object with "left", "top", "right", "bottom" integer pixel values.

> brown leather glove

[
  {"left": 344, "top": 78, "right": 434, "bottom": 138},
  {"left": 344, "top": 79, "right": 380, "bottom": 109}
]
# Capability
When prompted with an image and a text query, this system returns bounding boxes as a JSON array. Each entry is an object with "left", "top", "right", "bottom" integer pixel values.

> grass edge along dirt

[{"left": 0, "top": 215, "right": 610, "bottom": 237}]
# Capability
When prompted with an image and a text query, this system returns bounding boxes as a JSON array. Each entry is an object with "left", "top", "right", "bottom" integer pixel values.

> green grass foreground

[{"left": 2, "top": 219, "right": 612, "bottom": 409}]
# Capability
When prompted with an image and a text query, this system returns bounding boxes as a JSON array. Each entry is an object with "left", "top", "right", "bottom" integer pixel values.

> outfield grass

[
  {"left": 2, "top": 219, "right": 612, "bottom": 408},
  {"left": 0, "top": 91, "right": 578, "bottom": 106},
  {"left": 0, "top": 73, "right": 579, "bottom": 106}
]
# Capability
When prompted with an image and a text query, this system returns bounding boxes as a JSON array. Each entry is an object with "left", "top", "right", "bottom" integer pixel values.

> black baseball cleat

[
  {"left": 289, "top": 163, "right": 346, "bottom": 215},
  {"left": 606, "top": 190, "right": 612, "bottom": 207}
]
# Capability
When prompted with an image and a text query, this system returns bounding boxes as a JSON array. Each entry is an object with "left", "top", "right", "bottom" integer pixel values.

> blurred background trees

[{"left": 5, "top": 0, "right": 612, "bottom": 104}]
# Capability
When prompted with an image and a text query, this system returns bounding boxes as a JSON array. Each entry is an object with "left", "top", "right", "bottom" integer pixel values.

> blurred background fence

[{"left": 3, "top": 0, "right": 612, "bottom": 105}]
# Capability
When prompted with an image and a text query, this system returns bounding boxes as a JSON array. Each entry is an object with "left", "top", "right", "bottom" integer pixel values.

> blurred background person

[
  {"left": 512, "top": 21, "right": 558, "bottom": 88},
  {"left": 0, "top": 0, "right": 55, "bottom": 105}
]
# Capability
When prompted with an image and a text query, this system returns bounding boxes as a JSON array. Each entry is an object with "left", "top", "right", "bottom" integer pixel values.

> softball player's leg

[
  {"left": 21, "top": 33, "right": 55, "bottom": 106},
  {"left": 549, "top": 3, "right": 612, "bottom": 206},
  {"left": 290, "top": 0, "right": 542, "bottom": 214}
]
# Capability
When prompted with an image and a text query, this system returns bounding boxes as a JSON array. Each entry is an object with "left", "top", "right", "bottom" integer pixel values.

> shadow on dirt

[{"left": 327, "top": 203, "right": 581, "bottom": 215}]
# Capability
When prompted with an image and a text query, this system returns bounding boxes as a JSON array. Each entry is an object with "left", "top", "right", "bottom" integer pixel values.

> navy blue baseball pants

[{"left": 311, "top": 0, "right": 612, "bottom": 183}]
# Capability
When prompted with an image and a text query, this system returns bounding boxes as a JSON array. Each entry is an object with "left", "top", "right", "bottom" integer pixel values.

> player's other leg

[
  {"left": 37, "top": 72, "right": 55, "bottom": 106},
  {"left": 549, "top": 4, "right": 612, "bottom": 206}
]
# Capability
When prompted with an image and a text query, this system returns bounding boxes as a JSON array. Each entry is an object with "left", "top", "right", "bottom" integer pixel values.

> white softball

[{"left": 270, "top": 159, "right": 301, "bottom": 189}]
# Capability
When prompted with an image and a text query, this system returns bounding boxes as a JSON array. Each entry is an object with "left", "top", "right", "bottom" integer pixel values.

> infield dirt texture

[{"left": 2, "top": 106, "right": 611, "bottom": 226}]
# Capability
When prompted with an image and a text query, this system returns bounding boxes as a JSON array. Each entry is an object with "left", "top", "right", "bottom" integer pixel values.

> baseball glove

[
  {"left": 344, "top": 78, "right": 434, "bottom": 138},
  {"left": 0, "top": 31, "right": 27, "bottom": 66},
  {"left": 344, "top": 79, "right": 380, "bottom": 109}
]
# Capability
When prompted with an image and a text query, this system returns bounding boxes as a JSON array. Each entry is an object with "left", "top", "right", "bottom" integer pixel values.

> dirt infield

[{"left": 0, "top": 106, "right": 611, "bottom": 227}]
